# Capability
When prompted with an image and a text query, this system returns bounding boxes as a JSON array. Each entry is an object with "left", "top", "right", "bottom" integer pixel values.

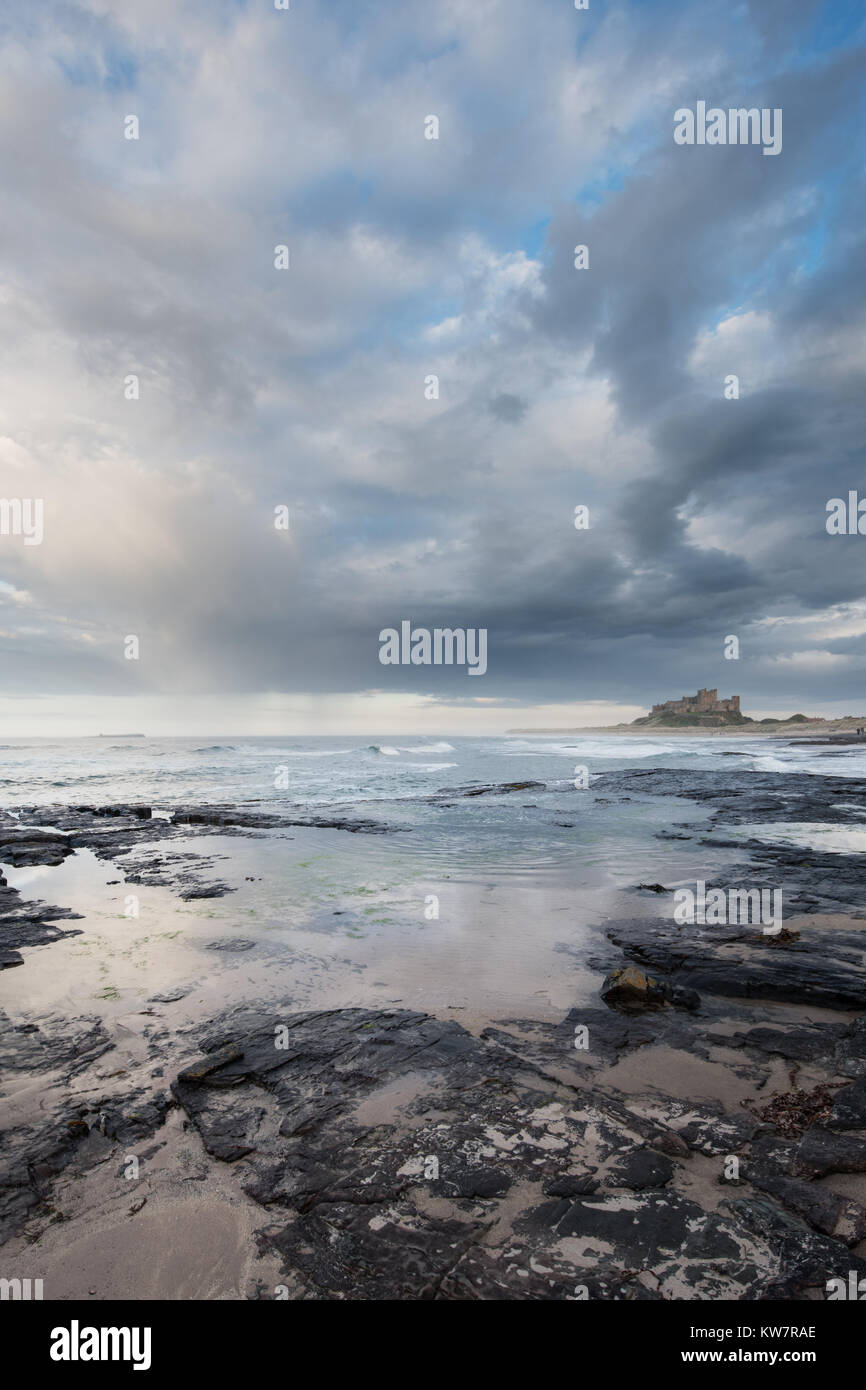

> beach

[{"left": 1, "top": 734, "right": 865, "bottom": 1299}]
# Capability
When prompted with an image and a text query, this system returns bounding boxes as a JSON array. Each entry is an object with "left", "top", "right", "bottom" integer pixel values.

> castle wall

[{"left": 651, "top": 690, "right": 740, "bottom": 716}]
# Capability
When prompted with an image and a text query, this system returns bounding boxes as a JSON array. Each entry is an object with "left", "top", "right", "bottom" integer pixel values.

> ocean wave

[
  {"left": 390, "top": 762, "right": 458, "bottom": 773},
  {"left": 749, "top": 753, "right": 866, "bottom": 777},
  {"left": 751, "top": 756, "right": 791, "bottom": 773},
  {"left": 194, "top": 745, "right": 237, "bottom": 753},
  {"left": 398, "top": 742, "right": 455, "bottom": 753},
  {"left": 369, "top": 742, "right": 455, "bottom": 756},
  {"left": 270, "top": 748, "right": 357, "bottom": 758},
  {"left": 504, "top": 739, "right": 684, "bottom": 759},
  {"left": 8, "top": 773, "right": 115, "bottom": 786}
]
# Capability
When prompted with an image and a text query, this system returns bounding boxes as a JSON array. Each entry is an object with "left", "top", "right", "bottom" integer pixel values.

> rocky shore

[{"left": 1, "top": 777, "right": 865, "bottom": 1300}]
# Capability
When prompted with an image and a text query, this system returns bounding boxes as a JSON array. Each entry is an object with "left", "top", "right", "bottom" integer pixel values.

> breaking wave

[{"left": 368, "top": 742, "right": 455, "bottom": 756}]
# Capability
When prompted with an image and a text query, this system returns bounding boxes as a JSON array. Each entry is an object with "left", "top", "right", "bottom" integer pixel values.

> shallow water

[
  {"left": 0, "top": 819, "right": 730, "bottom": 1033},
  {"left": 725, "top": 821, "right": 866, "bottom": 855},
  {"left": 1, "top": 733, "right": 861, "bottom": 1038}
]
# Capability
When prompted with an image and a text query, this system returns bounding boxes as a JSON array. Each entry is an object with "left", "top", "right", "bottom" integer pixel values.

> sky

[{"left": 0, "top": 0, "right": 864, "bottom": 736}]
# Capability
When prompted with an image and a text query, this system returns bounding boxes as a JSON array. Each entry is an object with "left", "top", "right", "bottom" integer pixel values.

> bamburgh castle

[{"left": 651, "top": 688, "right": 740, "bottom": 717}]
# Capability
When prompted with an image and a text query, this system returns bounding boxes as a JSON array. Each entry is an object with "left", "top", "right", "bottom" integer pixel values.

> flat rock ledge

[{"left": 170, "top": 1006, "right": 866, "bottom": 1301}]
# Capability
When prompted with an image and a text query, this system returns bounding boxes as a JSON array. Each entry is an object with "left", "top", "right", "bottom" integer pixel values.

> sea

[{"left": 3, "top": 731, "right": 866, "bottom": 860}]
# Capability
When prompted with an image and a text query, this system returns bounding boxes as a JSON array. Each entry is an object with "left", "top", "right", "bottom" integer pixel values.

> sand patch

[{"left": 596, "top": 1044, "right": 759, "bottom": 1107}]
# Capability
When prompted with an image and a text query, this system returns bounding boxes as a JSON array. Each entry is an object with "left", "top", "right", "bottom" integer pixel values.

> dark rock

[
  {"left": 794, "top": 1125, "right": 866, "bottom": 1178},
  {"left": 650, "top": 1131, "right": 691, "bottom": 1158},
  {"left": 746, "top": 1169, "right": 866, "bottom": 1245},
  {"left": 521, "top": 1190, "right": 741, "bottom": 1267},
  {"left": 606, "top": 918, "right": 866, "bottom": 1010},
  {"left": 718, "top": 1023, "right": 844, "bottom": 1063},
  {"left": 177, "top": 1046, "right": 246, "bottom": 1083},
  {"left": 166, "top": 1004, "right": 856, "bottom": 1300},
  {"left": 179, "top": 883, "right": 235, "bottom": 900},
  {"left": 723, "top": 1196, "right": 866, "bottom": 1297},
  {"left": 443, "top": 1167, "right": 512, "bottom": 1199},
  {"left": 607, "top": 1149, "right": 676, "bottom": 1190},
  {"left": 601, "top": 964, "right": 699, "bottom": 1013},
  {"left": 0, "top": 1014, "right": 116, "bottom": 1241},
  {"left": 93, "top": 1094, "right": 172, "bottom": 1146},
  {"left": 676, "top": 1110, "right": 762, "bottom": 1155},
  {"left": 836, "top": 1016, "right": 866, "bottom": 1078},
  {"left": 171, "top": 806, "right": 391, "bottom": 834},
  {"left": 543, "top": 1174, "right": 600, "bottom": 1197},
  {"left": 826, "top": 1078, "right": 866, "bottom": 1131},
  {"left": 0, "top": 828, "right": 74, "bottom": 868},
  {"left": 0, "top": 883, "right": 83, "bottom": 967},
  {"left": 438, "top": 781, "right": 545, "bottom": 799},
  {"left": 747, "top": 1134, "right": 800, "bottom": 1178}
]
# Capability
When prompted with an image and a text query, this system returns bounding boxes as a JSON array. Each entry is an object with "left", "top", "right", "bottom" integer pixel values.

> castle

[{"left": 651, "top": 688, "right": 740, "bottom": 717}]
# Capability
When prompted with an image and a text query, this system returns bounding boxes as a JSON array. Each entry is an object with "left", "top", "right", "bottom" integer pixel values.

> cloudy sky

[{"left": 1, "top": 0, "right": 864, "bottom": 735}]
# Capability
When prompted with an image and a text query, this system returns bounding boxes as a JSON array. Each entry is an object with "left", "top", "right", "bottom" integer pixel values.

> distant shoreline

[{"left": 506, "top": 719, "right": 866, "bottom": 739}]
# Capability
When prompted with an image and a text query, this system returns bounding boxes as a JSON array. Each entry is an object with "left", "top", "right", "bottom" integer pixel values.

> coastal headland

[{"left": 508, "top": 718, "right": 866, "bottom": 738}]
